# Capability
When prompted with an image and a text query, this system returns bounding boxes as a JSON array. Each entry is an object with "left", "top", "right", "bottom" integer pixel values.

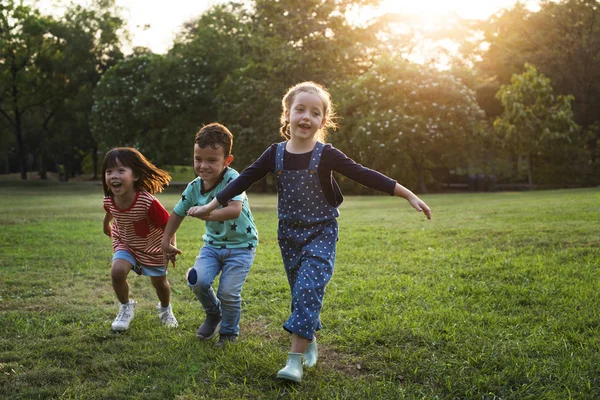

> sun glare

[
  {"left": 347, "top": 0, "right": 541, "bottom": 69},
  {"left": 372, "top": 0, "right": 540, "bottom": 21}
]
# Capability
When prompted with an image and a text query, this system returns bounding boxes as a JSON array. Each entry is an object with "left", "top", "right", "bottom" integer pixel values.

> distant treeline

[{"left": 1, "top": 0, "right": 598, "bottom": 192}]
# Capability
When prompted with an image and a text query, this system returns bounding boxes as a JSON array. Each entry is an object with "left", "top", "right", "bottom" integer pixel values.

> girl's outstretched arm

[
  {"left": 393, "top": 184, "right": 432, "bottom": 220},
  {"left": 187, "top": 198, "right": 220, "bottom": 219},
  {"left": 192, "top": 200, "right": 242, "bottom": 222}
]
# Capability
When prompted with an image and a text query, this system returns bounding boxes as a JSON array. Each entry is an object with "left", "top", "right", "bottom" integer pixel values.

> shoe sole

[
  {"left": 111, "top": 325, "right": 129, "bottom": 331},
  {"left": 276, "top": 371, "right": 302, "bottom": 383},
  {"left": 196, "top": 320, "right": 221, "bottom": 340}
]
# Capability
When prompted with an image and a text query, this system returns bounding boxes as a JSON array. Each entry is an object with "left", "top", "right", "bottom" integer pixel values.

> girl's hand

[
  {"left": 408, "top": 197, "right": 432, "bottom": 220},
  {"left": 103, "top": 224, "right": 112, "bottom": 237},
  {"left": 162, "top": 243, "right": 182, "bottom": 270},
  {"left": 187, "top": 206, "right": 210, "bottom": 219}
]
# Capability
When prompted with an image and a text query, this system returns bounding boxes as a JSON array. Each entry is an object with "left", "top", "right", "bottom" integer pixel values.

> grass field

[{"left": 0, "top": 181, "right": 599, "bottom": 399}]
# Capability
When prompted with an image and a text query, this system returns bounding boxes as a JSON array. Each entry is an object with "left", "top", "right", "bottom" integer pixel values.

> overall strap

[
  {"left": 308, "top": 142, "right": 325, "bottom": 170},
  {"left": 275, "top": 142, "right": 286, "bottom": 172}
]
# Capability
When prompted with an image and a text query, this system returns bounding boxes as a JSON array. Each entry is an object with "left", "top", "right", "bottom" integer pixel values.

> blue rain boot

[
  {"left": 276, "top": 352, "right": 303, "bottom": 383},
  {"left": 303, "top": 339, "right": 318, "bottom": 368}
]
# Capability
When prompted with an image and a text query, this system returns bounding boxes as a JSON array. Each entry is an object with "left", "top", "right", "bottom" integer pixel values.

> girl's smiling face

[
  {"left": 104, "top": 158, "right": 137, "bottom": 197},
  {"left": 286, "top": 91, "right": 326, "bottom": 142}
]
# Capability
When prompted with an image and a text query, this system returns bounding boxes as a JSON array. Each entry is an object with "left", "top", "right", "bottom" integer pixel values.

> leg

[
  {"left": 111, "top": 258, "right": 133, "bottom": 304},
  {"left": 216, "top": 248, "right": 255, "bottom": 337},
  {"left": 188, "top": 246, "right": 222, "bottom": 316},
  {"left": 110, "top": 254, "right": 136, "bottom": 331},
  {"left": 188, "top": 246, "right": 223, "bottom": 339},
  {"left": 291, "top": 333, "right": 309, "bottom": 353},
  {"left": 150, "top": 275, "right": 171, "bottom": 308}
]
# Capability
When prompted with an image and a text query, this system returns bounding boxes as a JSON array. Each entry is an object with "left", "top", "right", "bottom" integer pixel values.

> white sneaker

[
  {"left": 112, "top": 299, "right": 135, "bottom": 331},
  {"left": 157, "top": 303, "right": 178, "bottom": 328}
]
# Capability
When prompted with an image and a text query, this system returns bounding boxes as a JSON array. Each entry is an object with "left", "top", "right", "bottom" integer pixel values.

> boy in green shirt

[{"left": 162, "top": 123, "right": 258, "bottom": 346}]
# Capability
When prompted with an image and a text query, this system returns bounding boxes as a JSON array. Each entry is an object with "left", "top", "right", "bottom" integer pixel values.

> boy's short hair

[{"left": 195, "top": 123, "right": 233, "bottom": 157}]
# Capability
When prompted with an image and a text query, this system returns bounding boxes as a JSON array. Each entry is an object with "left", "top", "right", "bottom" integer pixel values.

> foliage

[
  {"left": 0, "top": 0, "right": 124, "bottom": 179},
  {"left": 494, "top": 63, "right": 579, "bottom": 188},
  {"left": 463, "top": 0, "right": 600, "bottom": 185},
  {"left": 334, "top": 55, "right": 486, "bottom": 192}
]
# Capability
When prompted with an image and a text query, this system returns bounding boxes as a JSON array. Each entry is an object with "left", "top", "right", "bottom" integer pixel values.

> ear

[
  {"left": 224, "top": 154, "right": 234, "bottom": 167},
  {"left": 285, "top": 110, "right": 290, "bottom": 122},
  {"left": 320, "top": 117, "right": 327, "bottom": 128}
]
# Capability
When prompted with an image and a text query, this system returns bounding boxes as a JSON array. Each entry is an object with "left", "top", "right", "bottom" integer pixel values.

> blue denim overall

[{"left": 275, "top": 141, "right": 339, "bottom": 340}]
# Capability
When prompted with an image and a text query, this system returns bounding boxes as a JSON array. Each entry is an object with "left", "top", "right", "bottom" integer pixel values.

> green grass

[
  {"left": 1, "top": 181, "right": 599, "bottom": 399},
  {"left": 164, "top": 165, "right": 196, "bottom": 183}
]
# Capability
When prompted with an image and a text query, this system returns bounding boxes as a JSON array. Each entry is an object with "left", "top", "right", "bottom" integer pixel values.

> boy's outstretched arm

[
  {"left": 161, "top": 212, "right": 184, "bottom": 268},
  {"left": 393, "top": 183, "right": 432, "bottom": 220}
]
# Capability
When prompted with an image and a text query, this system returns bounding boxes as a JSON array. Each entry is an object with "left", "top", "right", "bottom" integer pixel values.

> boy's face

[{"left": 194, "top": 144, "right": 233, "bottom": 187}]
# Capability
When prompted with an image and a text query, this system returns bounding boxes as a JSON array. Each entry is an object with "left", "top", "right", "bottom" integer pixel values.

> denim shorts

[{"left": 113, "top": 249, "right": 167, "bottom": 277}]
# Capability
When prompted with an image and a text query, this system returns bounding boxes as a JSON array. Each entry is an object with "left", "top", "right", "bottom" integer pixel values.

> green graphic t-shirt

[{"left": 173, "top": 168, "right": 258, "bottom": 250}]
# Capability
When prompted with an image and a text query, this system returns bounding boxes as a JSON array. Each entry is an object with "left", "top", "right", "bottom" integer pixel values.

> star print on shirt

[
  {"left": 181, "top": 194, "right": 186, "bottom": 201},
  {"left": 215, "top": 231, "right": 220, "bottom": 235},
  {"left": 208, "top": 240, "right": 214, "bottom": 245},
  {"left": 227, "top": 177, "right": 233, "bottom": 183},
  {"left": 247, "top": 243, "right": 254, "bottom": 250},
  {"left": 246, "top": 226, "right": 252, "bottom": 233},
  {"left": 230, "top": 222, "right": 237, "bottom": 231}
]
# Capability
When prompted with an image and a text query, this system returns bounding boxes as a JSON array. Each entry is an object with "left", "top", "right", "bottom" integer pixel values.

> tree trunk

[
  {"left": 38, "top": 150, "right": 47, "bottom": 180},
  {"left": 512, "top": 152, "right": 519, "bottom": 181},
  {"left": 92, "top": 144, "right": 99, "bottom": 180},
  {"left": 527, "top": 152, "right": 534, "bottom": 190},
  {"left": 15, "top": 118, "right": 27, "bottom": 180}
]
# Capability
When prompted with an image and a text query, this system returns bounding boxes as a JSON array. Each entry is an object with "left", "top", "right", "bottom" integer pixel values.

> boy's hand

[
  {"left": 187, "top": 206, "right": 210, "bottom": 219},
  {"left": 408, "top": 197, "right": 432, "bottom": 220},
  {"left": 162, "top": 242, "right": 182, "bottom": 270}
]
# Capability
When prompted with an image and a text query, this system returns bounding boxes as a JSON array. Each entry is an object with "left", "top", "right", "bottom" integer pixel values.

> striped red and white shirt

[{"left": 103, "top": 191, "right": 169, "bottom": 266}]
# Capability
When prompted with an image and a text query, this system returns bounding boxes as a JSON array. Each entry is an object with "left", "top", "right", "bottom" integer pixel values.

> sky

[{"left": 33, "top": 0, "right": 541, "bottom": 55}]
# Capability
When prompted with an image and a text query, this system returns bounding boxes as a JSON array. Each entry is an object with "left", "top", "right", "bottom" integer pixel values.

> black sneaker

[
  {"left": 214, "top": 334, "right": 237, "bottom": 347},
  {"left": 196, "top": 314, "right": 222, "bottom": 340}
]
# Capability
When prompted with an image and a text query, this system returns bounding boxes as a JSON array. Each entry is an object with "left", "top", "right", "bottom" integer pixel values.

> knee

[
  {"left": 151, "top": 276, "right": 169, "bottom": 290},
  {"left": 111, "top": 263, "right": 129, "bottom": 280},
  {"left": 187, "top": 268, "right": 211, "bottom": 291},
  {"left": 218, "top": 291, "right": 240, "bottom": 305}
]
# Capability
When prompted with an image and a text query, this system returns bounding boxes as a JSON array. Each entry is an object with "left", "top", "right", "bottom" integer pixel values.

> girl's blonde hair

[
  {"left": 101, "top": 147, "right": 171, "bottom": 196},
  {"left": 280, "top": 81, "right": 338, "bottom": 142}
]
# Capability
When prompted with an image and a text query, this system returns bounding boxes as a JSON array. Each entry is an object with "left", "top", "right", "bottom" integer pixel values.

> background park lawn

[{"left": 0, "top": 181, "right": 598, "bottom": 399}]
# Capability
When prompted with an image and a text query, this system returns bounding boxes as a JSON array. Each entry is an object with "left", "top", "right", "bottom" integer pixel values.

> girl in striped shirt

[{"left": 102, "top": 147, "right": 178, "bottom": 331}]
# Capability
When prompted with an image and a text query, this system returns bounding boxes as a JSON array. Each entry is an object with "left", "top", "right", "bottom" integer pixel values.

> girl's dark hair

[
  {"left": 101, "top": 147, "right": 171, "bottom": 196},
  {"left": 194, "top": 123, "right": 233, "bottom": 157},
  {"left": 280, "top": 81, "right": 338, "bottom": 142}
]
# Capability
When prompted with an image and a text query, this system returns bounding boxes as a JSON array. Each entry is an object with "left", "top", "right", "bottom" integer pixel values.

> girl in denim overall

[{"left": 194, "top": 82, "right": 432, "bottom": 382}]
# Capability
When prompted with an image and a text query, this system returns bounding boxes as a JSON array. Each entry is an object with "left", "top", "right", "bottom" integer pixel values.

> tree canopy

[{"left": 2, "top": 0, "right": 597, "bottom": 190}]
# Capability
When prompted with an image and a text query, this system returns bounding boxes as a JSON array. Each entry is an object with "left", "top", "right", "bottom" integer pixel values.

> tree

[
  {"left": 0, "top": 0, "right": 124, "bottom": 179},
  {"left": 215, "top": 0, "right": 388, "bottom": 171},
  {"left": 462, "top": 0, "right": 600, "bottom": 185},
  {"left": 494, "top": 64, "right": 579, "bottom": 189},
  {"left": 333, "top": 55, "right": 486, "bottom": 193},
  {"left": 0, "top": 1, "right": 59, "bottom": 179}
]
